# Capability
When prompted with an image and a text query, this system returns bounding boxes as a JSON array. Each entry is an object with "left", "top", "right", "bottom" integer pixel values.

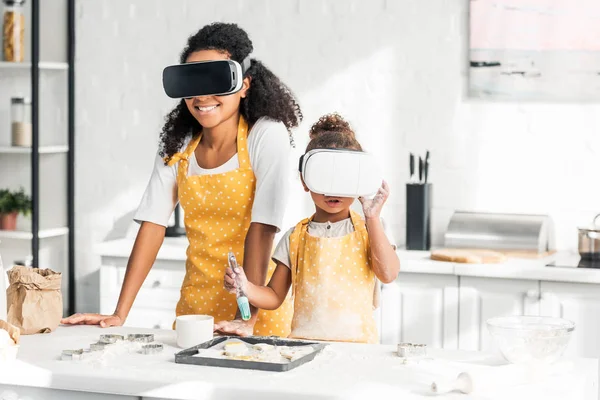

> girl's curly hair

[
  {"left": 159, "top": 22, "right": 303, "bottom": 163},
  {"left": 306, "top": 113, "right": 362, "bottom": 152}
]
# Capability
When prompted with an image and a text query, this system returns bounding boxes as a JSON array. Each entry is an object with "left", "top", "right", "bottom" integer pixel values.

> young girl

[
  {"left": 217, "top": 113, "right": 400, "bottom": 343},
  {"left": 62, "top": 22, "right": 302, "bottom": 337}
]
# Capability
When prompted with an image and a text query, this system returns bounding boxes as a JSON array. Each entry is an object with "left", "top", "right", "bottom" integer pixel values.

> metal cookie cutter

[
  {"left": 397, "top": 343, "right": 427, "bottom": 358},
  {"left": 127, "top": 334, "right": 154, "bottom": 343},
  {"left": 141, "top": 344, "right": 163, "bottom": 355},
  {"left": 90, "top": 342, "right": 109, "bottom": 351},
  {"left": 99, "top": 334, "right": 124, "bottom": 344},
  {"left": 61, "top": 349, "right": 84, "bottom": 361}
]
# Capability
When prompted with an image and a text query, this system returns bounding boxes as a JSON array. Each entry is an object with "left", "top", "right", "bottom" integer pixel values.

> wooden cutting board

[
  {"left": 430, "top": 248, "right": 556, "bottom": 263},
  {"left": 430, "top": 249, "right": 508, "bottom": 264}
]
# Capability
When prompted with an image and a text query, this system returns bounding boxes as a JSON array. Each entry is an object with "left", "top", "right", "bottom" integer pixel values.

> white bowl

[
  {"left": 0, "top": 344, "right": 19, "bottom": 362},
  {"left": 487, "top": 316, "right": 574, "bottom": 364}
]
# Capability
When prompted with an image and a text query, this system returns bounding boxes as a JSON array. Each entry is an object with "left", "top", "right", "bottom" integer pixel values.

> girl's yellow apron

[
  {"left": 167, "top": 116, "right": 293, "bottom": 337},
  {"left": 288, "top": 210, "right": 379, "bottom": 344}
]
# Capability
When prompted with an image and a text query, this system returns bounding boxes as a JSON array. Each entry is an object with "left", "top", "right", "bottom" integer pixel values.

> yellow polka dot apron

[
  {"left": 288, "top": 210, "right": 378, "bottom": 344},
  {"left": 167, "top": 116, "right": 292, "bottom": 337}
]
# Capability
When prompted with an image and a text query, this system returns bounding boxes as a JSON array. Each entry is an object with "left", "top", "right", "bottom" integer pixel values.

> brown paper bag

[
  {"left": 6, "top": 266, "right": 62, "bottom": 335},
  {"left": 0, "top": 319, "right": 20, "bottom": 344}
]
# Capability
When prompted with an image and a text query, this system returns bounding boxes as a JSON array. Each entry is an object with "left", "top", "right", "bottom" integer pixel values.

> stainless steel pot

[{"left": 578, "top": 214, "right": 600, "bottom": 260}]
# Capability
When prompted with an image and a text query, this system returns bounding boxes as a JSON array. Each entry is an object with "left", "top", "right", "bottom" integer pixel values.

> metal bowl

[{"left": 486, "top": 316, "right": 574, "bottom": 364}]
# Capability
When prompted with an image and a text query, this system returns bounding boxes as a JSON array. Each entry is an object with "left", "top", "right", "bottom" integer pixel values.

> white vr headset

[{"left": 299, "top": 149, "right": 383, "bottom": 197}]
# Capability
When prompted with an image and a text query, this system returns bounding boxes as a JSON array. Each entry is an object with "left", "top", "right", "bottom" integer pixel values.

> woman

[{"left": 62, "top": 22, "right": 302, "bottom": 337}]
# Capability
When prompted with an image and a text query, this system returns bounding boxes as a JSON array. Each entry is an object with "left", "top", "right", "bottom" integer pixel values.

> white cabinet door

[
  {"left": 99, "top": 257, "right": 185, "bottom": 316},
  {"left": 459, "top": 277, "right": 540, "bottom": 352},
  {"left": 380, "top": 273, "right": 459, "bottom": 349},
  {"left": 540, "top": 281, "right": 600, "bottom": 359}
]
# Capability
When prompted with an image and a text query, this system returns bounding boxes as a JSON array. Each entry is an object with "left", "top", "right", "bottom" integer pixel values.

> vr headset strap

[{"left": 241, "top": 56, "right": 251, "bottom": 74}]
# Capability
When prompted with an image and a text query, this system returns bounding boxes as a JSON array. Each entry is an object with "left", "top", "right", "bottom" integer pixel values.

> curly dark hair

[
  {"left": 306, "top": 113, "right": 363, "bottom": 152},
  {"left": 159, "top": 22, "right": 303, "bottom": 163}
]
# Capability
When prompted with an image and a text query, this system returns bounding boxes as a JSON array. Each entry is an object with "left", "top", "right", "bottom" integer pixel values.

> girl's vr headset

[
  {"left": 162, "top": 58, "right": 251, "bottom": 99},
  {"left": 299, "top": 149, "right": 383, "bottom": 198}
]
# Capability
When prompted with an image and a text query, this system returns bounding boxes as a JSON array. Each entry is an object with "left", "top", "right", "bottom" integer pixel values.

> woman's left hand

[
  {"left": 359, "top": 180, "right": 390, "bottom": 219},
  {"left": 213, "top": 319, "right": 254, "bottom": 337}
]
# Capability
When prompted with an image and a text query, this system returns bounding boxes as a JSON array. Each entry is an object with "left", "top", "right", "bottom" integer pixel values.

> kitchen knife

[{"left": 409, "top": 153, "right": 415, "bottom": 183}]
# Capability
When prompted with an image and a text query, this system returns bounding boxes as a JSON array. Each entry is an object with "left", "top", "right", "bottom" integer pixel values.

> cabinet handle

[
  {"left": 152, "top": 280, "right": 161, "bottom": 288},
  {"left": 526, "top": 289, "right": 540, "bottom": 300}
]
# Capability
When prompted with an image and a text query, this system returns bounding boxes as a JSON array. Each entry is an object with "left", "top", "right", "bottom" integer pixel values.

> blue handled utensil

[{"left": 228, "top": 251, "right": 251, "bottom": 321}]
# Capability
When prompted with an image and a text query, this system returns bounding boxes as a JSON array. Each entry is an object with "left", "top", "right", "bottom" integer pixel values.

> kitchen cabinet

[
  {"left": 380, "top": 272, "right": 459, "bottom": 349},
  {"left": 458, "top": 276, "right": 540, "bottom": 352},
  {"left": 100, "top": 256, "right": 184, "bottom": 329},
  {"left": 540, "top": 281, "right": 600, "bottom": 360}
]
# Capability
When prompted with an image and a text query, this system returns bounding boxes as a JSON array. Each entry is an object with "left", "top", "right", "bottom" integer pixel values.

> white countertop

[
  {"left": 95, "top": 238, "right": 600, "bottom": 284},
  {"left": 0, "top": 326, "right": 597, "bottom": 400}
]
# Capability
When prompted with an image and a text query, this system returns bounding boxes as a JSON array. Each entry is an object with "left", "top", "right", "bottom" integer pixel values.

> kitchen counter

[
  {"left": 96, "top": 238, "right": 600, "bottom": 284},
  {"left": 0, "top": 326, "right": 597, "bottom": 400}
]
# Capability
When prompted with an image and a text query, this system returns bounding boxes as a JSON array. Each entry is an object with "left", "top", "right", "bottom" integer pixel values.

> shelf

[
  {"left": 0, "top": 146, "right": 69, "bottom": 154},
  {"left": 0, "top": 227, "right": 69, "bottom": 240},
  {"left": 0, "top": 61, "right": 68, "bottom": 70}
]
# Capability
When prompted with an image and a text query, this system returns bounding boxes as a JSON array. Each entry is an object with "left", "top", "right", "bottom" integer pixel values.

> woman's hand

[
  {"left": 359, "top": 180, "right": 390, "bottom": 220},
  {"left": 213, "top": 319, "right": 254, "bottom": 337},
  {"left": 224, "top": 265, "right": 249, "bottom": 294},
  {"left": 60, "top": 313, "right": 124, "bottom": 328}
]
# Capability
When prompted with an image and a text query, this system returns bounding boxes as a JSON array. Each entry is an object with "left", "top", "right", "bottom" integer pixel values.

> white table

[{"left": 0, "top": 326, "right": 597, "bottom": 400}]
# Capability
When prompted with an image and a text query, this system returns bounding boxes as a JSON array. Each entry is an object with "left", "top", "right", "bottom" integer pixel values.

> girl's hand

[
  {"left": 359, "top": 180, "right": 390, "bottom": 220},
  {"left": 214, "top": 319, "right": 254, "bottom": 337},
  {"left": 224, "top": 265, "right": 249, "bottom": 294}
]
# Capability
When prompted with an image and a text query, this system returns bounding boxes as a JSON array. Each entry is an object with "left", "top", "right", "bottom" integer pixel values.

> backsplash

[{"left": 73, "top": 0, "right": 600, "bottom": 311}]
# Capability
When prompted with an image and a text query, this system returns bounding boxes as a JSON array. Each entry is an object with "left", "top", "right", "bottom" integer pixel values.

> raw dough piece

[
  {"left": 226, "top": 354, "right": 254, "bottom": 361},
  {"left": 279, "top": 346, "right": 314, "bottom": 361},
  {"left": 253, "top": 343, "right": 275, "bottom": 352},
  {"left": 224, "top": 341, "right": 248, "bottom": 357}
]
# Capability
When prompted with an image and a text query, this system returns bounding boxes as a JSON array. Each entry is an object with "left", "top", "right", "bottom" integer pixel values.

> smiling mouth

[
  {"left": 194, "top": 105, "right": 219, "bottom": 112},
  {"left": 325, "top": 199, "right": 341, "bottom": 205}
]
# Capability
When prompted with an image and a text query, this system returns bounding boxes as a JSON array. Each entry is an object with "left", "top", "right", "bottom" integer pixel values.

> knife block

[{"left": 406, "top": 183, "right": 431, "bottom": 251}]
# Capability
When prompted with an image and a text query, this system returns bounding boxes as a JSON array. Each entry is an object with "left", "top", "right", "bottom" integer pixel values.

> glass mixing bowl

[{"left": 486, "top": 316, "right": 575, "bottom": 364}]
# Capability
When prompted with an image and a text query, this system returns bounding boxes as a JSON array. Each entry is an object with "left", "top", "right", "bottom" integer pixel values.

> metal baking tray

[{"left": 174, "top": 336, "right": 327, "bottom": 372}]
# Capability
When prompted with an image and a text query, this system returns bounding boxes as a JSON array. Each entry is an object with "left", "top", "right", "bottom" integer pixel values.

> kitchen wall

[{"left": 74, "top": 0, "right": 600, "bottom": 312}]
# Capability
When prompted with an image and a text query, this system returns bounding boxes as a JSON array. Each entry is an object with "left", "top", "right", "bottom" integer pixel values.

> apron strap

[
  {"left": 165, "top": 134, "right": 202, "bottom": 167},
  {"left": 289, "top": 216, "right": 311, "bottom": 300},
  {"left": 165, "top": 115, "right": 248, "bottom": 169},
  {"left": 236, "top": 115, "right": 251, "bottom": 169},
  {"left": 350, "top": 210, "right": 368, "bottom": 235},
  {"left": 349, "top": 210, "right": 381, "bottom": 309}
]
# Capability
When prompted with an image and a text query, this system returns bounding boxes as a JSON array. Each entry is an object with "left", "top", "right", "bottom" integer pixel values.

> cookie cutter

[
  {"left": 127, "top": 334, "right": 154, "bottom": 343},
  {"left": 99, "top": 334, "right": 124, "bottom": 344},
  {"left": 397, "top": 343, "right": 427, "bottom": 358},
  {"left": 90, "top": 342, "right": 109, "bottom": 351},
  {"left": 61, "top": 349, "right": 84, "bottom": 361},
  {"left": 141, "top": 344, "right": 163, "bottom": 355}
]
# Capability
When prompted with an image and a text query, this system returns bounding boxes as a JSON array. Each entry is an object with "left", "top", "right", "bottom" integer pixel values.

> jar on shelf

[
  {"left": 2, "top": 0, "right": 26, "bottom": 62},
  {"left": 11, "top": 96, "right": 32, "bottom": 147}
]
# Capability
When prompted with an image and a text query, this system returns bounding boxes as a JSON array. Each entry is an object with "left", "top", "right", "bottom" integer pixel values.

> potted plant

[{"left": 0, "top": 188, "right": 32, "bottom": 230}]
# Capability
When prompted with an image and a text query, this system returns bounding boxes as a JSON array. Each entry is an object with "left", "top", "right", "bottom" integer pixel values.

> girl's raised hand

[{"left": 359, "top": 180, "right": 390, "bottom": 219}]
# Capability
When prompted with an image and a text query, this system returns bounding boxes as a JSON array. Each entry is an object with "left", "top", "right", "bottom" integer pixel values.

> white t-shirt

[
  {"left": 272, "top": 217, "right": 397, "bottom": 269},
  {"left": 134, "top": 117, "right": 292, "bottom": 231}
]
